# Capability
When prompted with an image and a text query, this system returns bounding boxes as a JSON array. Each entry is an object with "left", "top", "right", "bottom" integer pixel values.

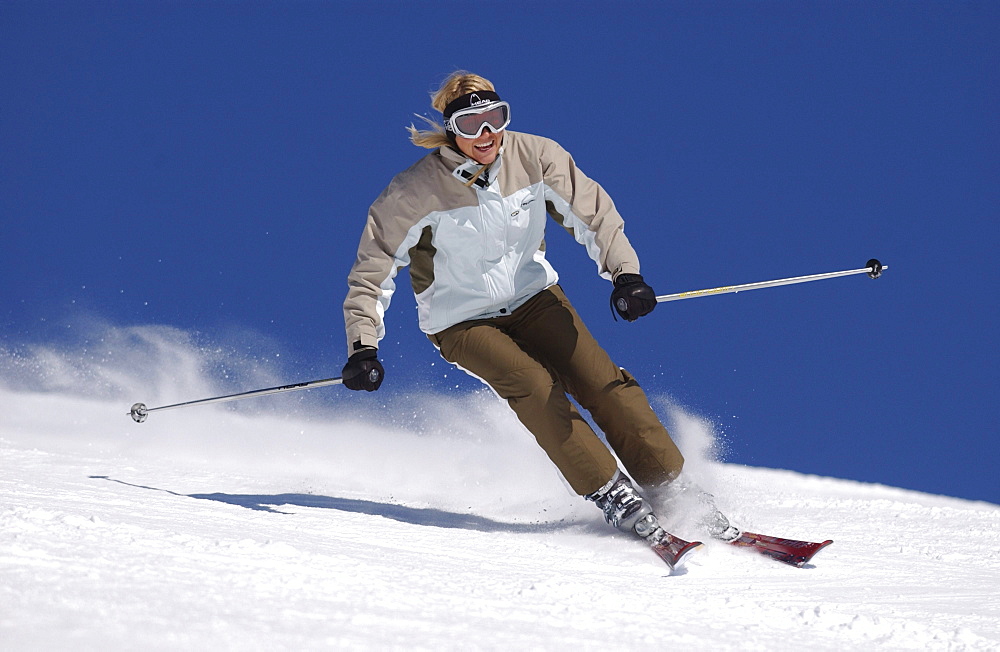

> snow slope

[{"left": 2, "top": 326, "right": 999, "bottom": 650}]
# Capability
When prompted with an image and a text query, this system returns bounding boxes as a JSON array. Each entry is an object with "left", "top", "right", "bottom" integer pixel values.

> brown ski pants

[{"left": 428, "top": 285, "right": 684, "bottom": 496}]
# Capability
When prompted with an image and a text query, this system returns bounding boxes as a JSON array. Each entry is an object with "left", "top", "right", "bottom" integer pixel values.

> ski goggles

[{"left": 443, "top": 92, "right": 511, "bottom": 139}]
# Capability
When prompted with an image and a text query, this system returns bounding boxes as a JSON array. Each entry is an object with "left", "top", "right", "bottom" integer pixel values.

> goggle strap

[{"left": 443, "top": 91, "right": 503, "bottom": 120}]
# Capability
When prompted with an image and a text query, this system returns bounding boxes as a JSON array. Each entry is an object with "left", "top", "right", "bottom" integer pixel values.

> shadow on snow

[{"left": 89, "top": 475, "right": 578, "bottom": 535}]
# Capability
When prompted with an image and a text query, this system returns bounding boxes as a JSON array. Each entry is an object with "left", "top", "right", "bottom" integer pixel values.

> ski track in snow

[{"left": 2, "top": 330, "right": 999, "bottom": 650}]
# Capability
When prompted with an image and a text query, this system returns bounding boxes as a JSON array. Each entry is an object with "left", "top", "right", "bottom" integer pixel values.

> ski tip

[
  {"left": 673, "top": 541, "right": 704, "bottom": 570},
  {"left": 814, "top": 539, "right": 834, "bottom": 555},
  {"left": 652, "top": 539, "right": 704, "bottom": 571},
  {"left": 729, "top": 532, "right": 835, "bottom": 567},
  {"left": 796, "top": 540, "right": 835, "bottom": 567},
  {"left": 813, "top": 539, "right": 834, "bottom": 554}
]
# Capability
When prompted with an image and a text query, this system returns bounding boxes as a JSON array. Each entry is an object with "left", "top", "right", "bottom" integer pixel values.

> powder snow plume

[{"left": 1, "top": 322, "right": 722, "bottom": 523}]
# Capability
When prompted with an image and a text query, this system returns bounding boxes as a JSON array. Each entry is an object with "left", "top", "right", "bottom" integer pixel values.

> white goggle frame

[{"left": 446, "top": 101, "right": 511, "bottom": 139}]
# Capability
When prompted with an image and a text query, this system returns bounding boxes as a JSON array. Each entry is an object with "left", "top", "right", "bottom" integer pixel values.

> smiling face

[{"left": 455, "top": 128, "right": 504, "bottom": 165}]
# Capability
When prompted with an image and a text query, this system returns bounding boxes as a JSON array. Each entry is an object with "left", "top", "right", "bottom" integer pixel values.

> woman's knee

[{"left": 495, "top": 365, "right": 555, "bottom": 401}]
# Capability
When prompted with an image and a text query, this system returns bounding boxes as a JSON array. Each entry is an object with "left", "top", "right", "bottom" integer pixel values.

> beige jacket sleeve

[
  {"left": 535, "top": 136, "right": 641, "bottom": 281},
  {"left": 342, "top": 180, "right": 417, "bottom": 357}
]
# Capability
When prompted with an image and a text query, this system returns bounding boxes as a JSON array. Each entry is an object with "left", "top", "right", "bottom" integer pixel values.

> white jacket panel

[{"left": 343, "top": 131, "right": 640, "bottom": 355}]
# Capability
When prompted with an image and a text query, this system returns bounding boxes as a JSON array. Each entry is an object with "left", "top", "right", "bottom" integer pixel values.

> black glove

[
  {"left": 341, "top": 348, "right": 384, "bottom": 391},
  {"left": 610, "top": 273, "right": 657, "bottom": 322}
]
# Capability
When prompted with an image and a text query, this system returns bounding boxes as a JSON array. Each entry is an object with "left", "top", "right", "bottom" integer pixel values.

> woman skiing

[{"left": 341, "top": 71, "right": 737, "bottom": 544}]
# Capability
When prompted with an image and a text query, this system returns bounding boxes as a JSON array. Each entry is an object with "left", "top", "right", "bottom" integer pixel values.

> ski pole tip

[
  {"left": 866, "top": 258, "right": 885, "bottom": 279},
  {"left": 129, "top": 402, "right": 148, "bottom": 423}
]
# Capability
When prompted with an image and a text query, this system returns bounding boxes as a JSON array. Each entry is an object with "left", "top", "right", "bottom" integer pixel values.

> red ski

[
  {"left": 648, "top": 530, "right": 704, "bottom": 570},
  {"left": 728, "top": 531, "right": 833, "bottom": 567}
]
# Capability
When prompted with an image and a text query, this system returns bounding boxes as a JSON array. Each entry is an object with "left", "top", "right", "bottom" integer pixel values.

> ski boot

[
  {"left": 586, "top": 470, "right": 662, "bottom": 539},
  {"left": 588, "top": 470, "right": 704, "bottom": 569},
  {"left": 648, "top": 476, "right": 742, "bottom": 542}
]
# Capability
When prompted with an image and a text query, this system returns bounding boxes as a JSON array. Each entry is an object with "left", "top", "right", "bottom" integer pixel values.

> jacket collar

[{"left": 439, "top": 139, "right": 505, "bottom": 190}]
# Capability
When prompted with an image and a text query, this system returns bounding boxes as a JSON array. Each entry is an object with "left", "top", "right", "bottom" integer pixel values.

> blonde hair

[{"left": 407, "top": 71, "right": 497, "bottom": 149}]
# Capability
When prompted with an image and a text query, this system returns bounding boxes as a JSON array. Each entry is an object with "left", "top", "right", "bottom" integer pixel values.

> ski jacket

[{"left": 343, "top": 130, "right": 642, "bottom": 355}]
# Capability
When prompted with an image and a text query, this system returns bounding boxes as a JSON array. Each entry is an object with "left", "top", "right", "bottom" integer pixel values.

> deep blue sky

[{"left": 2, "top": 1, "right": 997, "bottom": 504}]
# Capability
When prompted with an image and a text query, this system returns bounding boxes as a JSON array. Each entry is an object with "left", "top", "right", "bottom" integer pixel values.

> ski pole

[
  {"left": 128, "top": 376, "right": 345, "bottom": 423},
  {"left": 655, "top": 258, "right": 886, "bottom": 303}
]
